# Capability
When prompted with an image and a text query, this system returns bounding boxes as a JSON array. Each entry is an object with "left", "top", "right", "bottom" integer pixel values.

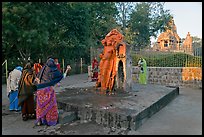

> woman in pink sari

[{"left": 35, "top": 58, "right": 63, "bottom": 126}]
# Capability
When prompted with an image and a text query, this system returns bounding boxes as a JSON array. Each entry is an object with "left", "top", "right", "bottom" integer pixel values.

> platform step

[
  {"left": 57, "top": 84, "right": 179, "bottom": 130},
  {"left": 58, "top": 110, "right": 78, "bottom": 125}
]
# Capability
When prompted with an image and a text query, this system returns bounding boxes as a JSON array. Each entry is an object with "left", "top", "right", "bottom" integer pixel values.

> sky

[{"left": 151, "top": 2, "right": 202, "bottom": 43}]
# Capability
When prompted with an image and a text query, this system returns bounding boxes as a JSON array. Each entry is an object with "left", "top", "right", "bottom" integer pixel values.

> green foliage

[
  {"left": 2, "top": 2, "right": 119, "bottom": 66},
  {"left": 128, "top": 2, "right": 172, "bottom": 49},
  {"left": 2, "top": 2, "right": 51, "bottom": 60},
  {"left": 87, "top": 2, "right": 119, "bottom": 47},
  {"left": 3, "top": 2, "right": 201, "bottom": 75},
  {"left": 115, "top": 2, "right": 135, "bottom": 33}
]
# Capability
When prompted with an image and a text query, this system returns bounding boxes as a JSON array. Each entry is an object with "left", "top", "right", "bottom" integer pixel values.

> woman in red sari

[
  {"left": 35, "top": 58, "right": 63, "bottom": 126},
  {"left": 91, "top": 57, "right": 99, "bottom": 81}
]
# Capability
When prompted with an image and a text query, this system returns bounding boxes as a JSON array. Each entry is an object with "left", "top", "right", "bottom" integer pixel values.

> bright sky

[{"left": 152, "top": 2, "right": 202, "bottom": 43}]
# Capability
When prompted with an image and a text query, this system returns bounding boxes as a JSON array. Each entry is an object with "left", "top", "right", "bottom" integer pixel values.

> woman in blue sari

[{"left": 7, "top": 66, "right": 23, "bottom": 111}]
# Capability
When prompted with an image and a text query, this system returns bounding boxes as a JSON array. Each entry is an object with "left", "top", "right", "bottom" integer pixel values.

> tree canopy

[
  {"left": 128, "top": 2, "right": 172, "bottom": 49},
  {"left": 3, "top": 2, "right": 199, "bottom": 69}
]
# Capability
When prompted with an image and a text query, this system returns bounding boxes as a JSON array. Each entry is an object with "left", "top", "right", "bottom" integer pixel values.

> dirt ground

[{"left": 2, "top": 74, "right": 202, "bottom": 135}]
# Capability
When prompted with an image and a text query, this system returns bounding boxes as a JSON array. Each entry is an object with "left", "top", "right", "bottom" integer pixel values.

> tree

[
  {"left": 2, "top": 2, "right": 51, "bottom": 62},
  {"left": 128, "top": 2, "right": 172, "bottom": 50},
  {"left": 46, "top": 2, "right": 93, "bottom": 62},
  {"left": 115, "top": 2, "right": 136, "bottom": 35},
  {"left": 87, "top": 2, "right": 119, "bottom": 47},
  {"left": 192, "top": 36, "right": 202, "bottom": 56},
  {"left": 2, "top": 2, "right": 94, "bottom": 63}
]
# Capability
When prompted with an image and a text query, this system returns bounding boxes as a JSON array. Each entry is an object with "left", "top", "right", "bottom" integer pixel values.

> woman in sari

[
  {"left": 7, "top": 66, "right": 23, "bottom": 111},
  {"left": 91, "top": 57, "right": 99, "bottom": 81},
  {"left": 18, "top": 62, "right": 36, "bottom": 121},
  {"left": 138, "top": 58, "right": 147, "bottom": 84},
  {"left": 35, "top": 58, "right": 63, "bottom": 126}
]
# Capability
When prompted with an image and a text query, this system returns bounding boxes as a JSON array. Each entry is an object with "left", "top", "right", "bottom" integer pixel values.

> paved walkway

[{"left": 2, "top": 73, "right": 202, "bottom": 135}]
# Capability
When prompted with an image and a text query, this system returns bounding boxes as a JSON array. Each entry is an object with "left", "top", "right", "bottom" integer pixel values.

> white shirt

[{"left": 6, "top": 69, "right": 22, "bottom": 96}]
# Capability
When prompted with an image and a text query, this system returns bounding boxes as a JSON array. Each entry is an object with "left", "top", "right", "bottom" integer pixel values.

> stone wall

[{"left": 132, "top": 67, "right": 202, "bottom": 89}]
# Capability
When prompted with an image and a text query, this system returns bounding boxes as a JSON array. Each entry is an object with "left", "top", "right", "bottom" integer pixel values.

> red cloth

[
  {"left": 34, "top": 63, "right": 42, "bottom": 75},
  {"left": 92, "top": 59, "right": 99, "bottom": 81},
  {"left": 56, "top": 63, "right": 61, "bottom": 72},
  {"left": 92, "top": 59, "right": 98, "bottom": 69}
]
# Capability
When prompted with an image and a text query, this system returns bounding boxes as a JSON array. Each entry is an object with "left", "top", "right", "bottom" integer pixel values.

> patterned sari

[
  {"left": 35, "top": 58, "right": 63, "bottom": 126},
  {"left": 35, "top": 86, "right": 58, "bottom": 126}
]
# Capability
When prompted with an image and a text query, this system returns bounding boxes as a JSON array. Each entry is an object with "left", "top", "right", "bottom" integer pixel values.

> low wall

[{"left": 132, "top": 67, "right": 202, "bottom": 89}]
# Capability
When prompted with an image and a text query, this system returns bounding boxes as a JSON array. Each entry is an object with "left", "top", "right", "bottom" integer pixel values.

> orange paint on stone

[
  {"left": 182, "top": 67, "right": 202, "bottom": 81},
  {"left": 96, "top": 29, "right": 124, "bottom": 93}
]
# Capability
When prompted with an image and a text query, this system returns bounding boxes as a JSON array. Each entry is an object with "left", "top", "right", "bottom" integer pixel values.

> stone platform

[{"left": 56, "top": 82, "right": 179, "bottom": 131}]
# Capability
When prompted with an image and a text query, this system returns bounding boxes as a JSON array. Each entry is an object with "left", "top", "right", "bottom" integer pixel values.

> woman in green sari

[{"left": 138, "top": 58, "right": 147, "bottom": 84}]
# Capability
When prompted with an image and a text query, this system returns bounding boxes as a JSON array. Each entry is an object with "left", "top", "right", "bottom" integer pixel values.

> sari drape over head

[
  {"left": 35, "top": 58, "right": 63, "bottom": 126},
  {"left": 18, "top": 64, "right": 36, "bottom": 107}
]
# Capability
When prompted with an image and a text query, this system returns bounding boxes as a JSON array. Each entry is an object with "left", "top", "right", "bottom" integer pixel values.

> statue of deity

[{"left": 96, "top": 29, "right": 124, "bottom": 94}]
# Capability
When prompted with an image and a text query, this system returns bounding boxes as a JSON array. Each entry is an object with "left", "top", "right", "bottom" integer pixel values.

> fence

[
  {"left": 131, "top": 49, "right": 202, "bottom": 67},
  {"left": 60, "top": 58, "right": 88, "bottom": 75},
  {"left": 1, "top": 58, "right": 89, "bottom": 84},
  {"left": 131, "top": 48, "right": 202, "bottom": 88}
]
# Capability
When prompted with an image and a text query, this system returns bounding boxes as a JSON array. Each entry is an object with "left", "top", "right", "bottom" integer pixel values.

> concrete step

[{"left": 58, "top": 109, "right": 78, "bottom": 125}]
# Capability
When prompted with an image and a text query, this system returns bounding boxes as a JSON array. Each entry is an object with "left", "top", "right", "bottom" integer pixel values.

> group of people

[
  {"left": 6, "top": 57, "right": 71, "bottom": 126},
  {"left": 6, "top": 55, "right": 146, "bottom": 126}
]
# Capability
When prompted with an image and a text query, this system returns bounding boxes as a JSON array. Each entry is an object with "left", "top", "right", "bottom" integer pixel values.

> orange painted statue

[{"left": 96, "top": 29, "right": 124, "bottom": 94}]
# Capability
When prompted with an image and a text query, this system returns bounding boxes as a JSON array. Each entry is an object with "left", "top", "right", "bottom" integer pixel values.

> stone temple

[{"left": 153, "top": 17, "right": 193, "bottom": 55}]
